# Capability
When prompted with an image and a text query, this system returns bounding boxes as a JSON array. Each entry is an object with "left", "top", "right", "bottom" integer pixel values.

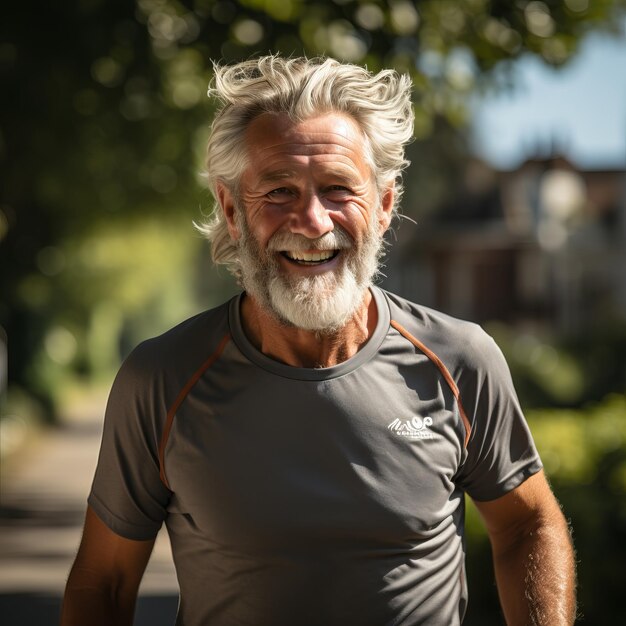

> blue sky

[{"left": 471, "top": 28, "right": 626, "bottom": 170}]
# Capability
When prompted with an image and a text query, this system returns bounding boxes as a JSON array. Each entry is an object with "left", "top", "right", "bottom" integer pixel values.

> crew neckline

[{"left": 228, "top": 286, "right": 390, "bottom": 381}]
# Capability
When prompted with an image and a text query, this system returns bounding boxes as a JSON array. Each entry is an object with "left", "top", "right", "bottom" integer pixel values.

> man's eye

[
  {"left": 267, "top": 187, "right": 292, "bottom": 197},
  {"left": 327, "top": 185, "right": 351, "bottom": 194}
]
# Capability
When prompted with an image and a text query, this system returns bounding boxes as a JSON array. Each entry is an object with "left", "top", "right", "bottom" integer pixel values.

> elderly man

[{"left": 62, "top": 56, "right": 575, "bottom": 626}]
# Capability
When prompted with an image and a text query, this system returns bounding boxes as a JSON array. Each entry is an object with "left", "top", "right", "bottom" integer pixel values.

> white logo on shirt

[{"left": 387, "top": 416, "right": 437, "bottom": 440}]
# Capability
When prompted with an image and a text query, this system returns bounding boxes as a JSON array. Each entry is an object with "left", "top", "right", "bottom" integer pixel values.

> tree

[{"left": 1, "top": 0, "right": 625, "bottom": 415}]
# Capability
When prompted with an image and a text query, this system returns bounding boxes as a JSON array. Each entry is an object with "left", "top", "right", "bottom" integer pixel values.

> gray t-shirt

[{"left": 89, "top": 287, "right": 542, "bottom": 626}]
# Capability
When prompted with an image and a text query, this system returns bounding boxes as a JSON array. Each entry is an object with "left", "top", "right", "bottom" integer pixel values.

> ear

[
  {"left": 378, "top": 182, "right": 395, "bottom": 234},
  {"left": 216, "top": 182, "right": 240, "bottom": 240}
]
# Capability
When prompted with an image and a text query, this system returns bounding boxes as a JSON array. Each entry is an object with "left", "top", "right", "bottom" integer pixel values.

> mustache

[{"left": 267, "top": 227, "right": 353, "bottom": 252}]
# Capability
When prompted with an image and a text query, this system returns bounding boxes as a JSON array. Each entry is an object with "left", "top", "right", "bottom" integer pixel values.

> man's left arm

[{"left": 472, "top": 470, "right": 576, "bottom": 626}]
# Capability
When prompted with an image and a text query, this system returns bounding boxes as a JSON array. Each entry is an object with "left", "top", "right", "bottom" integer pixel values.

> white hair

[{"left": 196, "top": 55, "right": 414, "bottom": 274}]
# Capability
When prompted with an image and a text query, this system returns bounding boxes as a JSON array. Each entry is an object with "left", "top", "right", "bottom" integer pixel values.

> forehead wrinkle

[
  {"left": 257, "top": 169, "right": 297, "bottom": 184},
  {"left": 251, "top": 140, "right": 360, "bottom": 161},
  {"left": 283, "top": 129, "right": 364, "bottom": 149},
  {"left": 254, "top": 152, "right": 367, "bottom": 180},
  {"left": 243, "top": 112, "right": 376, "bottom": 189},
  {"left": 245, "top": 118, "right": 366, "bottom": 156}
]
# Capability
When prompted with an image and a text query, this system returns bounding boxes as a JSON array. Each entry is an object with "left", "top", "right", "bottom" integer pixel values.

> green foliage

[
  {"left": 529, "top": 394, "right": 626, "bottom": 482},
  {"left": 1, "top": 0, "right": 625, "bottom": 411},
  {"left": 486, "top": 321, "right": 626, "bottom": 408},
  {"left": 531, "top": 395, "right": 626, "bottom": 624},
  {"left": 463, "top": 394, "right": 626, "bottom": 624}
]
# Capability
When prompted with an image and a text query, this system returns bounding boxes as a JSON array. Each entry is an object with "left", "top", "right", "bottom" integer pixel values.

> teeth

[{"left": 285, "top": 250, "right": 335, "bottom": 262}]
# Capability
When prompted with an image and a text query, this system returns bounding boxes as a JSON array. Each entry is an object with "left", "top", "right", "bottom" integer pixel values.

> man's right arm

[{"left": 61, "top": 505, "right": 156, "bottom": 626}]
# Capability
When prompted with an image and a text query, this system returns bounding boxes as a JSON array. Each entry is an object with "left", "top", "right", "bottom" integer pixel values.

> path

[{"left": 0, "top": 391, "right": 179, "bottom": 625}]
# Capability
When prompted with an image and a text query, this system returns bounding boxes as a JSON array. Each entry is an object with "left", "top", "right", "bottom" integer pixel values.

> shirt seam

[
  {"left": 158, "top": 332, "right": 231, "bottom": 489},
  {"left": 389, "top": 319, "right": 472, "bottom": 448}
]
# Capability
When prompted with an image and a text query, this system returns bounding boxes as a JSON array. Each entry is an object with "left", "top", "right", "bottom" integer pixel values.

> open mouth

[{"left": 281, "top": 250, "right": 340, "bottom": 266}]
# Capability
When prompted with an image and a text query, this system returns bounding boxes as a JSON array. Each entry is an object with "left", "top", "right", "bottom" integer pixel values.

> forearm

[
  {"left": 61, "top": 566, "right": 137, "bottom": 626},
  {"left": 492, "top": 515, "right": 576, "bottom": 625}
]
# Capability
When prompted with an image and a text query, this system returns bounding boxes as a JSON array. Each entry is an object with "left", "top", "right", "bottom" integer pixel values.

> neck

[{"left": 240, "top": 290, "right": 378, "bottom": 368}]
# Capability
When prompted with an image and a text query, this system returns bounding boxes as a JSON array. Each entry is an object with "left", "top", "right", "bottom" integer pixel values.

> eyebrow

[{"left": 257, "top": 169, "right": 297, "bottom": 184}]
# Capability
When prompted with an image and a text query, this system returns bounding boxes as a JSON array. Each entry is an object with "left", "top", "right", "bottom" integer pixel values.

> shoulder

[
  {"left": 115, "top": 298, "right": 233, "bottom": 393},
  {"left": 102, "top": 298, "right": 235, "bottom": 438},
  {"left": 382, "top": 289, "right": 501, "bottom": 375}
]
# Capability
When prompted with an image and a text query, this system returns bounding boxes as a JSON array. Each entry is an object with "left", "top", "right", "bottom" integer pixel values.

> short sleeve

[
  {"left": 88, "top": 343, "right": 172, "bottom": 540},
  {"left": 454, "top": 329, "right": 543, "bottom": 502}
]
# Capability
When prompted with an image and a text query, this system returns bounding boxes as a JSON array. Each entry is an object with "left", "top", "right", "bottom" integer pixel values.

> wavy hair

[{"left": 196, "top": 55, "right": 414, "bottom": 272}]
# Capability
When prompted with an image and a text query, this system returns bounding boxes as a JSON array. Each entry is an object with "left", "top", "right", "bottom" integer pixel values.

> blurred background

[{"left": 1, "top": 0, "right": 625, "bottom": 624}]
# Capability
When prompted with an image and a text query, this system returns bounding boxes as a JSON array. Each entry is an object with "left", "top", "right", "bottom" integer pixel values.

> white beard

[{"left": 235, "top": 210, "right": 385, "bottom": 334}]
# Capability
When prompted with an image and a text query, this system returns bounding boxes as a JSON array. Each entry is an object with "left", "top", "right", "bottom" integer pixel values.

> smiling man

[
  {"left": 222, "top": 111, "right": 391, "bottom": 364},
  {"left": 62, "top": 56, "right": 576, "bottom": 626}
]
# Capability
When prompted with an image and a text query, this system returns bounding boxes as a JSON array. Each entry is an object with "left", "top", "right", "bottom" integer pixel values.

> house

[{"left": 383, "top": 154, "right": 626, "bottom": 333}]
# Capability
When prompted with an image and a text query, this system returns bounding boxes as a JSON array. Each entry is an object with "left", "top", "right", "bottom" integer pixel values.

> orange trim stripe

[
  {"left": 390, "top": 320, "right": 472, "bottom": 448},
  {"left": 158, "top": 333, "right": 231, "bottom": 489}
]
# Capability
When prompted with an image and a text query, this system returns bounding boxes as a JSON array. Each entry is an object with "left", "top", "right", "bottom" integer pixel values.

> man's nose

[{"left": 288, "top": 193, "right": 334, "bottom": 238}]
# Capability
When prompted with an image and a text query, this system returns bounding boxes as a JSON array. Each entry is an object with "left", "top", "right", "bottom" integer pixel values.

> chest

[{"left": 164, "top": 361, "right": 466, "bottom": 551}]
